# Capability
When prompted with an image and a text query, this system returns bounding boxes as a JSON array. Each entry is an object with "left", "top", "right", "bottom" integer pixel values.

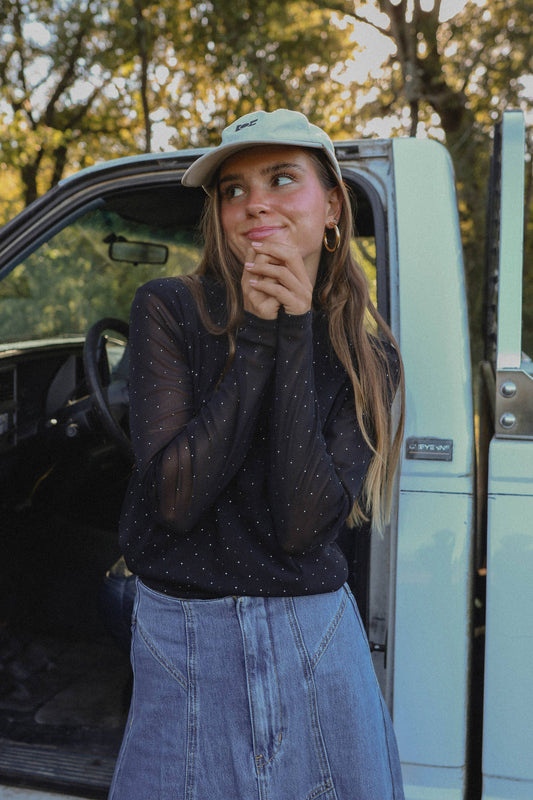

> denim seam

[
  {"left": 135, "top": 621, "right": 188, "bottom": 691},
  {"left": 183, "top": 601, "right": 198, "bottom": 800},
  {"left": 343, "top": 583, "right": 368, "bottom": 639},
  {"left": 285, "top": 598, "right": 337, "bottom": 800},
  {"left": 237, "top": 600, "right": 283, "bottom": 782},
  {"left": 345, "top": 585, "right": 400, "bottom": 799},
  {"left": 108, "top": 623, "right": 138, "bottom": 798},
  {"left": 305, "top": 782, "right": 337, "bottom": 800},
  {"left": 310, "top": 591, "right": 347, "bottom": 673},
  {"left": 237, "top": 602, "right": 260, "bottom": 776},
  {"left": 255, "top": 600, "right": 284, "bottom": 771},
  {"left": 378, "top": 692, "right": 402, "bottom": 800}
]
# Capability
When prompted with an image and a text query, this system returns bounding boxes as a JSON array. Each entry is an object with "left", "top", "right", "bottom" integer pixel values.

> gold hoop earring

[{"left": 323, "top": 224, "right": 340, "bottom": 253}]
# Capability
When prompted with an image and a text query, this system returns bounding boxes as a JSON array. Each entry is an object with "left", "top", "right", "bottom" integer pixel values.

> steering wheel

[{"left": 83, "top": 317, "right": 132, "bottom": 462}]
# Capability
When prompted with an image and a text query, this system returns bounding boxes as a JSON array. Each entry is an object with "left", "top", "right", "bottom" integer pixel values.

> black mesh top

[{"left": 119, "top": 275, "right": 376, "bottom": 598}]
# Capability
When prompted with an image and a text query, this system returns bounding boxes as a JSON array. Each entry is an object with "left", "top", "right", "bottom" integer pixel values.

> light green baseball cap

[{"left": 181, "top": 108, "right": 342, "bottom": 191}]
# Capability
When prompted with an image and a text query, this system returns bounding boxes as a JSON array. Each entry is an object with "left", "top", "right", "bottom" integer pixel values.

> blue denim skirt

[{"left": 109, "top": 580, "right": 404, "bottom": 800}]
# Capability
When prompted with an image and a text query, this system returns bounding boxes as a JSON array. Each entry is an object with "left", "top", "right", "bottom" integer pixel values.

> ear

[{"left": 326, "top": 186, "right": 343, "bottom": 224}]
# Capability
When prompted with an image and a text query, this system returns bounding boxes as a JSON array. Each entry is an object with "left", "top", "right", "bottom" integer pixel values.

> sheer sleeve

[
  {"left": 268, "top": 310, "right": 373, "bottom": 554},
  {"left": 128, "top": 282, "right": 276, "bottom": 533}
]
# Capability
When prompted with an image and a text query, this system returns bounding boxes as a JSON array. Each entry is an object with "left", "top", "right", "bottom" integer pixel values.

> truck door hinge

[{"left": 495, "top": 367, "right": 533, "bottom": 439}]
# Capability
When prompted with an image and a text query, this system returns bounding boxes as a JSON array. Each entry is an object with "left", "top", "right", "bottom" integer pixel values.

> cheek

[
  {"left": 219, "top": 206, "right": 234, "bottom": 238},
  {"left": 299, "top": 200, "right": 328, "bottom": 238},
  {"left": 219, "top": 206, "right": 246, "bottom": 260},
  {"left": 299, "top": 189, "right": 328, "bottom": 222}
]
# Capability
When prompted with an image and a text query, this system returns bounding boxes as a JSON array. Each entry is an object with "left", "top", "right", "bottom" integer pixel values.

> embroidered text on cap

[{"left": 235, "top": 119, "right": 258, "bottom": 132}]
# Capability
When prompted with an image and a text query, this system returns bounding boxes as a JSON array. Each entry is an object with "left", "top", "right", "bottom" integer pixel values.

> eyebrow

[{"left": 218, "top": 161, "right": 304, "bottom": 186}]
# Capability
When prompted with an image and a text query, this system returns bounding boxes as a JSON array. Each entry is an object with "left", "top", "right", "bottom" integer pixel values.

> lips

[{"left": 244, "top": 225, "right": 284, "bottom": 240}]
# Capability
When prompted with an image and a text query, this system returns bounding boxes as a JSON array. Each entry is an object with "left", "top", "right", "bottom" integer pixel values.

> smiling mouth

[{"left": 245, "top": 226, "right": 283, "bottom": 240}]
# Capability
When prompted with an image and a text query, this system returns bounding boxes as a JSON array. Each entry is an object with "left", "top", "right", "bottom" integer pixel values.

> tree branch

[{"left": 44, "top": 9, "right": 95, "bottom": 127}]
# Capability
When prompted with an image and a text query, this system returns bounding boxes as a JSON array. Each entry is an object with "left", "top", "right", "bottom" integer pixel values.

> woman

[{"left": 110, "top": 109, "right": 405, "bottom": 800}]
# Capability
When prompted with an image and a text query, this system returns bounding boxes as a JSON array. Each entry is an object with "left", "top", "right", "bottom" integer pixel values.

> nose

[{"left": 245, "top": 184, "right": 270, "bottom": 215}]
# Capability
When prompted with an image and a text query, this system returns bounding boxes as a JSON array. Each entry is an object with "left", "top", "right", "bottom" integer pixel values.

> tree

[
  {"left": 0, "top": 1, "right": 142, "bottom": 207},
  {"left": 1, "top": 0, "right": 531, "bottom": 353},
  {"left": 163, "top": 0, "right": 356, "bottom": 140},
  {"left": 0, "top": 0, "right": 360, "bottom": 209},
  {"left": 340, "top": 0, "right": 533, "bottom": 356}
]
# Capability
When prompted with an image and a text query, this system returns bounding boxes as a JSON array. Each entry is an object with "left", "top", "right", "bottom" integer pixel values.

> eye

[
  {"left": 272, "top": 173, "right": 295, "bottom": 187},
  {"left": 221, "top": 184, "right": 245, "bottom": 200}
]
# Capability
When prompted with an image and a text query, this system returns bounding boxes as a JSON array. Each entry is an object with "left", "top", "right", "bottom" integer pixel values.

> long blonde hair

[{"left": 183, "top": 150, "right": 404, "bottom": 532}]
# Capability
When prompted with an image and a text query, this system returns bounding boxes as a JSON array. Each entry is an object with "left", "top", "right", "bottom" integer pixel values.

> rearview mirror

[{"left": 108, "top": 238, "right": 169, "bottom": 265}]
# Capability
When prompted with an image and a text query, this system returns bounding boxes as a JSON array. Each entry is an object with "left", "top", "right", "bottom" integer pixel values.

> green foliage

[
  {"left": 0, "top": 0, "right": 532, "bottom": 355},
  {"left": 0, "top": 0, "right": 357, "bottom": 199},
  {"left": 0, "top": 206, "right": 202, "bottom": 342},
  {"left": 349, "top": 0, "right": 533, "bottom": 359}
]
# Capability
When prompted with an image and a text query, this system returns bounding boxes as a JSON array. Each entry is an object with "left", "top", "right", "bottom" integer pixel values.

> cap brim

[{"left": 181, "top": 139, "right": 340, "bottom": 191}]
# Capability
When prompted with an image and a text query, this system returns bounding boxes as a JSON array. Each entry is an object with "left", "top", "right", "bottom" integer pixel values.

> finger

[
  {"left": 246, "top": 256, "right": 311, "bottom": 298},
  {"left": 249, "top": 273, "right": 312, "bottom": 316},
  {"left": 250, "top": 240, "right": 304, "bottom": 276},
  {"left": 244, "top": 242, "right": 314, "bottom": 315},
  {"left": 241, "top": 259, "right": 281, "bottom": 319}
]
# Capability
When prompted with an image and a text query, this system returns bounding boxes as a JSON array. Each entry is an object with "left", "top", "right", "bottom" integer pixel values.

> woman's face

[{"left": 218, "top": 145, "right": 341, "bottom": 283}]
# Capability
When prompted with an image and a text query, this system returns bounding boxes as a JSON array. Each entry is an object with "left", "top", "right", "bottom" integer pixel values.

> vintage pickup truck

[{"left": 0, "top": 110, "right": 530, "bottom": 800}]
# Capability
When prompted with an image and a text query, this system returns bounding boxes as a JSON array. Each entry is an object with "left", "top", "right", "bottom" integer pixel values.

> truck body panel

[
  {"left": 480, "top": 111, "right": 533, "bottom": 799},
  {"left": 483, "top": 441, "right": 533, "bottom": 792},
  {"left": 390, "top": 137, "right": 475, "bottom": 799}
]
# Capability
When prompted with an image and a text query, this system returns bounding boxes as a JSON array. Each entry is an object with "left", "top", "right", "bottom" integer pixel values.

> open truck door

[
  {"left": 481, "top": 110, "right": 533, "bottom": 800},
  {"left": 390, "top": 127, "right": 475, "bottom": 799}
]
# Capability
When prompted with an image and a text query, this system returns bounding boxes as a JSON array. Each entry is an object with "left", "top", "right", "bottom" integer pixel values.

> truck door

[
  {"left": 390, "top": 132, "right": 475, "bottom": 799},
  {"left": 481, "top": 110, "right": 533, "bottom": 800}
]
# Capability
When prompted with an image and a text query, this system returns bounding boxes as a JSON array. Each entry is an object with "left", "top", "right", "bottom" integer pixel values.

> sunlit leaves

[{"left": 0, "top": 0, "right": 531, "bottom": 350}]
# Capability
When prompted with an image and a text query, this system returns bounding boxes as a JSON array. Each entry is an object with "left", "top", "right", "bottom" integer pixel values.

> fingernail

[{"left": 251, "top": 241, "right": 263, "bottom": 247}]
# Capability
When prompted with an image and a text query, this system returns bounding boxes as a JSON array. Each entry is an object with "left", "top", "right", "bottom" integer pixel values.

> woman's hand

[
  {"left": 241, "top": 241, "right": 281, "bottom": 319},
  {"left": 241, "top": 238, "right": 314, "bottom": 319}
]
